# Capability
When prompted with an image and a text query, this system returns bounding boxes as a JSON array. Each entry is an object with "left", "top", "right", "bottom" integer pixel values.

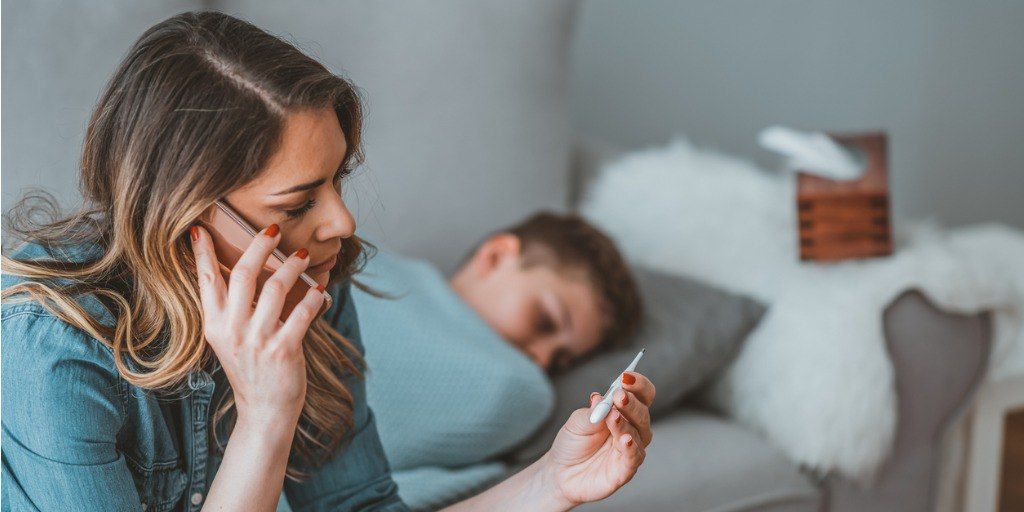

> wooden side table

[{"left": 965, "top": 375, "right": 1024, "bottom": 511}]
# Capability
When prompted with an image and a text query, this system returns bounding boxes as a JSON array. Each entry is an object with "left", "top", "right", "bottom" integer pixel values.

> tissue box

[{"left": 796, "top": 132, "right": 893, "bottom": 261}]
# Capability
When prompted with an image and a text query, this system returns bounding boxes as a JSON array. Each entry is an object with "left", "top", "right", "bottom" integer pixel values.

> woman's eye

[
  {"left": 284, "top": 168, "right": 351, "bottom": 219},
  {"left": 284, "top": 199, "right": 316, "bottom": 219}
]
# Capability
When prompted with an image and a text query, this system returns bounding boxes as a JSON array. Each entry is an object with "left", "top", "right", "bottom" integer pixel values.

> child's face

[{"left": 450, "top": 234, "right": 607, "bottom": 371}]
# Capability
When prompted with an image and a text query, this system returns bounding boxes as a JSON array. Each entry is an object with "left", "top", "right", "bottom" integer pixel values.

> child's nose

[{"left": 528, "top": 345, "right": 556, "bottom": 370}]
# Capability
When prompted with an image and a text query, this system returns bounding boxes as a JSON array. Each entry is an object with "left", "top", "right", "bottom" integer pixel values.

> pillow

[{"left": 509, "top": 265, "right": 767, "bottom": 463}]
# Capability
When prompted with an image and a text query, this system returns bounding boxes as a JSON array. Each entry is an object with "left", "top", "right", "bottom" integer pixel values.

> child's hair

[{"left": 467, "top": 211, "right": 643, "bottom": 350}]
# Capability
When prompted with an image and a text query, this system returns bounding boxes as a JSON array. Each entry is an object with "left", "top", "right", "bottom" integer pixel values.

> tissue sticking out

[{"left": 758, "top": 125, "right": 865, "bottom": 181}]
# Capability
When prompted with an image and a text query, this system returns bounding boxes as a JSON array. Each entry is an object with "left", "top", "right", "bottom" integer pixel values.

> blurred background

[
  {"left": 570, "top": 0, "right": 1024, "bottom": 229},
  {"left": 4, "top": 1, "right": 1022, "bottom": 262},
  {"left": 2, "top": 2, "right": 1021, "bottom": 511}
]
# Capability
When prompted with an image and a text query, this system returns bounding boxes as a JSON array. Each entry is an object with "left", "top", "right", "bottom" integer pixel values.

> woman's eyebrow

[
  {"left": 271, "top": 177, "right": 325, "bottom": 196},
  {"left": 271, "top": 164, "right": 346, "bottom": 195}
]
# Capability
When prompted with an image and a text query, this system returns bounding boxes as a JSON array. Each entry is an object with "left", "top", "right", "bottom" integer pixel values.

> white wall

[{"left": 569, "top": 0, "right": 1024, "bottom": 228}]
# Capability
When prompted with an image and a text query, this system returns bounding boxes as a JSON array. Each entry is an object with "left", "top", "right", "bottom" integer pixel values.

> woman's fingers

[
  {"left": 585, "top": 390, "right": 646, "bottom": 484},
  {"left": 590, "top": 391, "right": 650, "bottom": 447},
  {"left": 617, "top": 430, "right": 645, "bottom": 479},
  {"left": 607, "top": 408, "right": 645, "bottom": 478},
  {"left": 277, "top": 285, "right": 328, "bottom": 346},
  {"left": 620, "top": 371, "right": 656, "bottom": 406},
  {"left": 593, "top": 393, "right": 642, "bottom": 446},
  {"left": 606, "top": 408, "right": 638, "bottom": 440},
  {"left": 226, "top": 224, "right": 281, "bottom": 326},
  {"left": 189, "top": 225, "right": 226, "bottom": 325},
  {"left": 251, "top": 246, "right": 312, "bottom": 333},
  {"left": 612, "top": 388, "right": 652, "bottom": 446}
]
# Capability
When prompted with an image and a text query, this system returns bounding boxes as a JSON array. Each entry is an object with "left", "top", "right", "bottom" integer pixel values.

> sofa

[{"left": 2, "top": 1, "right": 993, "bottom": 510}]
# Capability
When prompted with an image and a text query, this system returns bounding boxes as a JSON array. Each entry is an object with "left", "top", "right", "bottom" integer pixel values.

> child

[
  {"left": 350, "top": 211, "right": 643, "bottom": 509},
  {"left": 449, "top": 210, "right": 643, "bottom": 373}
]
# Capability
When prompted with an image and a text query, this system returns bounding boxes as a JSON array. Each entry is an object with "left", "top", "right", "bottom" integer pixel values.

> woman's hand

[
  {"left": 189, "top": 223, "right": 327, "bottom": 427},
  {"left": 542, "top": 371, "right": 656, "bottom": 507}
]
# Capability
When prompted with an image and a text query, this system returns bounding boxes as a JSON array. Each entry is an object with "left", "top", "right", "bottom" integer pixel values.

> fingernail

[
  {"left": 620, "top": 390, "right": 629, "bottom": 406},
  {"left": 622, "top": 372, "right": 636, "bottom": 385},
  {"left": 316, "top": 284, "right": 326, "bottom": 293},
  {"left": 265, "top": 224, "right": 280, "bottom": 237},
  {"left": 190, "top": 225, "right": 199, "bottom": 242},
  {"left": 615, "top": 414, "right": 622, "bottom": 425},
  {"left": 589, "top": 392, "right": 600, "bottom": 404},
  {"left": 626, "top": 436, "right": 634, "bottom": 448},
  {"left": 295, "top": 247, "right": 309, "bottom": 259}
]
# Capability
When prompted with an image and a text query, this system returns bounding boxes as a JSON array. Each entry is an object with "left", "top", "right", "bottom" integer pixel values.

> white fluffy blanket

[{"left": 579, "top": 137, "right": 1024, "bottom": 483}]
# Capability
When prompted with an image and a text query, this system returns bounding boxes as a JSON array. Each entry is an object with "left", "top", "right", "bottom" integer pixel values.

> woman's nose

[{"left": 319, "top": 193, "right": 356, "bottom": 240}]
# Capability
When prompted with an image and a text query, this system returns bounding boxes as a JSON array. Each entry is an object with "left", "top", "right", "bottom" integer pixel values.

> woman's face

[{"left": 224, "top": 108, "right": 355, "bottom": 286}]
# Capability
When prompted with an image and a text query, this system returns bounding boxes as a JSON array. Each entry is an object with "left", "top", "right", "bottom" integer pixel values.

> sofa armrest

[{"left": 826, "top": 289, "right": 992, "bottom": 512}]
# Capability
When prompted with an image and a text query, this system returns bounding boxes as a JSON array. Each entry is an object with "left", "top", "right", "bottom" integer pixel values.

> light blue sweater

[{"left": 352, "top": 246, "right": 555, "bottom": 510}]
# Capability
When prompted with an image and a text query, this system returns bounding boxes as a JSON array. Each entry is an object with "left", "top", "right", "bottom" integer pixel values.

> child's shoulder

[{"left": 358, "top": 240, "right": 441, "bottom": 288}]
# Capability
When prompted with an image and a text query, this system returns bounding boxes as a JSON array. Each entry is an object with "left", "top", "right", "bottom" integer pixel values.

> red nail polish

[
  {"left": 622, "top": 392, "right": 629, "bottom": 406},
  {"left": 295, "top": 248, "right": 309, "bottom": 259},
  {"left": 316, "top": 284, "right": 326, "bottom": 293},
  {"left": 622, "top": 372, "right": 636, "bottom": 385},
  {"left": 265, "top": 224, "right": 280, "bottom": 237},
  {"left": 626, "top": 437, "right": 634, "bottom": 448},
  {"left": 189, "top": 225, "right": 199, "bottom": 242}
]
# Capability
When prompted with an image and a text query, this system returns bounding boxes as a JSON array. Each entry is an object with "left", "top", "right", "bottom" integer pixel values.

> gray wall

[
  {"left": 1, "top": 1, "right": 576, "bottom": 270},
  {"left": 4, "top": 1, "right": 1021, "bottom": 252},
  {"left": 1, "top": 1, "right": 201, "bottom": 218},
  {"left": 569, "top": 0, "right": 1024, "bottom": 228}
]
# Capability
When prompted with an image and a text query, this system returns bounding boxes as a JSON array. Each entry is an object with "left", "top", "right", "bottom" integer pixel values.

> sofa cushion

[{"left": 575, "top": 410, "right": 822, "bottom": 512}]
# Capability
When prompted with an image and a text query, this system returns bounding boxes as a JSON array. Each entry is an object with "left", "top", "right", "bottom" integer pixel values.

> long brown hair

[{"left": 1, "top": 10, "right": 372, "bottom": 478}]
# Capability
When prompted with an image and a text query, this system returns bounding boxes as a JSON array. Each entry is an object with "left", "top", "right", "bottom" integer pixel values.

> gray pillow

[{"left": 508, "top": 266, "right": 767, "bottom": 463}]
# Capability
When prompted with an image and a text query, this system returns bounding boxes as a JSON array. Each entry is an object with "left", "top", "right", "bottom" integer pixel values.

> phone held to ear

[{"left": 196, "top": 199, "right": 333, "bottom": 322}]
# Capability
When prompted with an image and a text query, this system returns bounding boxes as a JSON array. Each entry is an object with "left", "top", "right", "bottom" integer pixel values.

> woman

[{"left": 1, "top": 11, "right": 654, "bottom": 512}]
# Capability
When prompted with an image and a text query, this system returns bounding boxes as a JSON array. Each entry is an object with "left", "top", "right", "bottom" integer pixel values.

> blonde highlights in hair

[{"left": 2, "top": 11, "right": 373, "bottom": 479}]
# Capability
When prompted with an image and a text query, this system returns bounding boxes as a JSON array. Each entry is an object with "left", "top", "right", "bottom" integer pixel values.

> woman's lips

[{"left": 308, "top": 254, "right": 337, "bottom": 274}]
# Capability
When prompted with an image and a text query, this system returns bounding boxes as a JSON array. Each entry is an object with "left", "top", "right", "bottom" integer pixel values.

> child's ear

[{"left": 477, "top": 233, "right": 522, "bottom": 271}]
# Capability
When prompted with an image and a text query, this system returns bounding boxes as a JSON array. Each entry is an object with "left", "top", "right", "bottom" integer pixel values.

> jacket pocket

[{"left": 127, "top": 461, "right": 188, "bottom": 512}]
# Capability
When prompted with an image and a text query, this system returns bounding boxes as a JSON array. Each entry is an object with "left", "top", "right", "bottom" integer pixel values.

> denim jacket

[{"left": 2, "top": 241, "right": 411, "bottom": 511}]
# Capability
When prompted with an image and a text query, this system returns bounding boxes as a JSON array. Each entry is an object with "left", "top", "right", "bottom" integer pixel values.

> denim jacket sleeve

[
  {"left": 1, "top": 307, "right": 142, "bottom": 512},
  {"left": 281, "top": 281, "right": 411, "bottom": 512}
]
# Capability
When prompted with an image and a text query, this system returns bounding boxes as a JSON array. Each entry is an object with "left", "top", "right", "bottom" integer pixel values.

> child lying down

[{"left": 352, "top": 211, "right": 642, "bottom": 509}]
